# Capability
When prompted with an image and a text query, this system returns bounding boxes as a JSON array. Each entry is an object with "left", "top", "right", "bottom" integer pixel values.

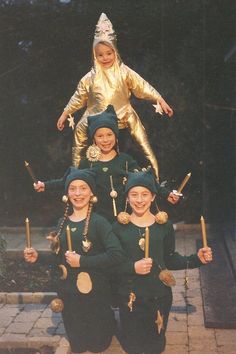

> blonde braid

[
  {"left": 57, "top": 202, "right": 70, "bottom": 238},
  {"left": 82, "top": 201, "right": 93, "bottom": 241}
]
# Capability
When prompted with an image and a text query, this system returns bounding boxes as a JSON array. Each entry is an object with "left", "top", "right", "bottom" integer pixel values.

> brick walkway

[{"left": 1, "top": 226, "right": 236, "bottom": 354}]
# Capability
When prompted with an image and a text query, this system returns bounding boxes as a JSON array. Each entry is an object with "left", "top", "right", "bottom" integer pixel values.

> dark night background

[{"left": 0, "top": 0, "right": 235, "bottom": 227}]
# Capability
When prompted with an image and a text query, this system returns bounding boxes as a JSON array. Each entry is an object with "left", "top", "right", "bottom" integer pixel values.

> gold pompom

[
  {"left": 62, "top": 195, "right": 68, "bottom": 203},
  {"left": 110, "top": 190, "right": 118, "bottom": 198},
  {"left": 117, "top": 212, "right": 130, "bottom": 224},
  {"left": 50, "top": 298, "right": 64, "bottom": 312},
  {"left": 155, "top": 211, "right": 168, "bottom": 224},
  {"left": 90, "top": 195, "right": 98, "bottom": 204}
]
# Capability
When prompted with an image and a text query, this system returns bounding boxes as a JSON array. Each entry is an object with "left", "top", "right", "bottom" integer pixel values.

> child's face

[
  {"left": 68, "top": 180, "right": 93, "bottom": 211},
  {"left": 128, "top": 186, "right": 155, "bottom": 217},
  {"left": 94, "top": 43, "right": 115, "bottom": 68},
  {"left": 94, "top": 127, "right": 116, "bottom": 154}
]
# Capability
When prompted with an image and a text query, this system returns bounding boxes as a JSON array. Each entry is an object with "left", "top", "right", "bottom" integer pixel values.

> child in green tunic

[
  {"left": 34, "top": 105, "right": 179, "bottom": 222},
  {"left": 112, "top": 169, "right": 213, "bottom": 354},
  {"left": 24, "top": 168, "right": 124, "bottom": 354}
]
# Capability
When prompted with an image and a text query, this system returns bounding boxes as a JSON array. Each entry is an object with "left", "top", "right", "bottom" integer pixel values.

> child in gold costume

[{"left": 57, "top": 13, "right": 173, "bottom": 181}]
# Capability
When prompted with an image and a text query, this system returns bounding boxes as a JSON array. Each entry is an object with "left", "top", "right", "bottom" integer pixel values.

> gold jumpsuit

[{"left": 64, "top": 58, "right": 162, "bottom": 180}]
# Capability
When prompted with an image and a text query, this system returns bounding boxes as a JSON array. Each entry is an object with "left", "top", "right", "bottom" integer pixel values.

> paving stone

[
  {"left": 0, "top": 306, "right": 21, "bottom": 317},
  {"left": 166, "top": 331, "right": 188, "bottom": 345},
  {"left": 34, "top": 317, "right": 61, "bottom": 328},
  {"left": 5, "top": 321, "right": 34, "bottom": 334},
  {"left": 14, "top": 310, "right": 41, "bottom": 322},
  {"left": 168, "top": 319, "right": 187, "bottom": 332},
  {"left": 188, "top": 338, "right": 218, "bottom": 352},
  {"left": 163, "top": 344, "right": 188, "bottom": 353},
  {"left": 215, "top": 328, "right": 236, "bottom": 344},
  {"left": 24, "top": 303, "right": 47, "bottom": 311},
  {"left": 0, "top": 317, "right": 14, "bottom": 328}
]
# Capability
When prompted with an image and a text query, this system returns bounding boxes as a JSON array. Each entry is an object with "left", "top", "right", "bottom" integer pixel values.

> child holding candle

[
  {"left": 34, "top": 105, "right": 179, "bottom": 223},
  {"left": 24, "top": 168, "right": 124, "bottom": 354},
  {"left": 112, "top": 169, "right": 213, "bottom": 354},
  {"left": 56, "top": 12, "right": 173, "bottom": 180}
]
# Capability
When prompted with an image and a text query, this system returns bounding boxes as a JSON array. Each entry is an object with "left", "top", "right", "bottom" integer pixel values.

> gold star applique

[
  {"left": 153, "top": 102, "right": 163, "bottom": 115},
  {"left": 67, "top": 114, "right": 75, "bottom": 130},
  {"left": 155, "top": 310, "right": 164, "bottom": 334}
]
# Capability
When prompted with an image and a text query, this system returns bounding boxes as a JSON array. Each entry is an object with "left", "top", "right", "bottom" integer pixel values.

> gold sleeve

[
  {"left": 124, "top": 65, "right": 162, "bottom": 102},
  {"left": 64, "top": 74, "right": 89, "bottom": 114}
]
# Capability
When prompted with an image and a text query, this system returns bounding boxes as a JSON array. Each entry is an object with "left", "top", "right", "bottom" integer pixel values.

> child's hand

[
  {"left": 65, "top": 251, "right": 81, "bottom": 267},
  {"left": 158, "top": 98, "right": 174, "bottom": 117},
  {"left": 57, "top": 116, "right": 65, "bottom": 130},
  {"left": 167, "top": 192, "right": 180, "bottom": 204},
  {"left": 34, "top": 181, "right": 45, "bottom": 193},
  {"left": 134, "top": 258, "right": 153, "bottom": 275},
  {"left": 24, "top": 247, "right": 38, "bottom": 263},
  {"left": 197, "top": 247, "right": 213, "bottom": 264},
  {"left": 57, "top": 111, "right": 68, "bottom": 131}
]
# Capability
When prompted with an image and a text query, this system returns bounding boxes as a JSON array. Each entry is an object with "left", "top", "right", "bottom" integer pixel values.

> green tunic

[
  {"left": 55, "top": 212, "right": 124, "bottom": 294},
  {"left": 44, "top": 153, "right": 170, "bottom": 222},
  {"left": 112, "top": 220, "right": 202, "bottom": 300}
]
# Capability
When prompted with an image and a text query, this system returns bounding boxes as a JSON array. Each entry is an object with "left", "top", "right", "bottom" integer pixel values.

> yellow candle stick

[
  {"left": 144, "top": 227, "right": 150, "bottom": 258},
  {"left": 25, "top": 217, "right": 31, "bottom": 248},
  {"left": 177, "top": 172, "right": 191, "bottom": 193},
  {"left": 66, "top": 225, "right": 73, "bottom": 252},
  {"left": 200, "top": 216, "right": 208, "bottom": 248},
  {"left": 24, "top": 161, "right": 38, "bottom": 183}
]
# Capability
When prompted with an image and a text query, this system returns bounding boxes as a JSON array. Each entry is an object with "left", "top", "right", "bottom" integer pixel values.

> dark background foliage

[{"left": 0, "top": 0, "right": 235, "bottom": 226}]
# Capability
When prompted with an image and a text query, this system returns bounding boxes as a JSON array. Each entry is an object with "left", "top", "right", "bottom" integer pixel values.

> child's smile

[{"left": 95, "top": 42, "right": 115, "bottom": 68}]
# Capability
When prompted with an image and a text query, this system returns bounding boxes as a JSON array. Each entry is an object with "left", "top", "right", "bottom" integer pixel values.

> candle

[
  {"left": 177, "top": 172, "right": 191, "bottom": 193},
  {"left": 66, "top": 225, "right": 72, "bottom": 252},
  {"left": 24, "top": 161, "right": 38, "bottom": 183},
  {"left": 200, "top": 216, "right": 208, "bottom": 248},
  {"left": 144, "top": 227, "right": 150, "bottom": 258},
  {"left": 25, "top": 217, "right": 31, "bottom": 248}
]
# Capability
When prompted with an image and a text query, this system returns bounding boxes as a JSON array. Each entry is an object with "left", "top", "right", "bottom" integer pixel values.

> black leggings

[
  {"left": 118, "top": 292, "right": 172, "bottom": 354},
  {"left": 60, "top": 291, "right": 115, "bottom": 353}
]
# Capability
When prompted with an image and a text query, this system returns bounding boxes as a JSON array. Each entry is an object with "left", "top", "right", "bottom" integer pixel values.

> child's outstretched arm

[{"left": 125, "top": 65, "right": 174, "bottom": 117}]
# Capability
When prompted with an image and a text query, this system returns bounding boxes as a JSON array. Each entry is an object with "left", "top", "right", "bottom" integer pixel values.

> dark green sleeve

[
  {"left": 112, "top": 222, "right": 136, "bottom": 275},
  {"left": 36, "top": 251, "right": 58, "bottom": 265},
  {"left": 80, "top": 218, "right": 125, "bottom": 269},
  {"left": 126, "top": 154, "right": 140, "bottom": 171},
  {"left": 156, "top": 183, "right": 170, "bottom": 199},
  {"left": 44, "top": 178, "right": 64, "bottom": 191},
  {"left": 164, "top": 222, "right": 202, "bottom": 270},
  {"left": 44, "top": 167, "right": 73, "bottom": 192}
]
